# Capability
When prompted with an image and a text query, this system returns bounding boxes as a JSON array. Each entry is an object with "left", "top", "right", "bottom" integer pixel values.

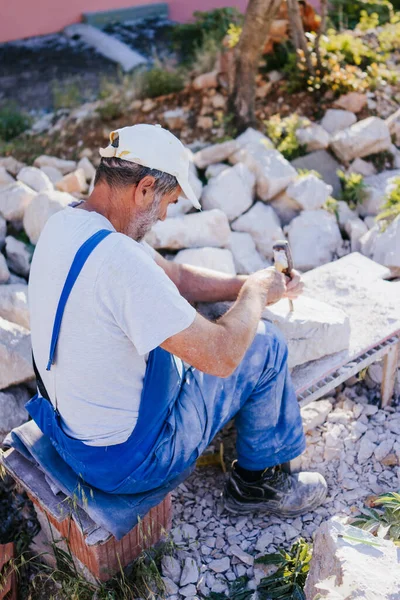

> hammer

[{"left": 273, "top": 240, "right": 295, "bottom": 312}]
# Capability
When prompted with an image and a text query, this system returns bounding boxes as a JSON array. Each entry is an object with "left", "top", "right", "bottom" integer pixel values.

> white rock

[
  {"left": 344, "top": 217, "right": 368, "bottom": 252},
  {"left": 205, "top": 163, "right": 230, "bottom": 179},
  {"left": 201, "top": 163, "right": 255, "bottom": 221},
  {"left": 285, "top": 174, "right": 332, "bottom": 211},
  {"left": 0, "top": 166, "right": 14, "bottom": 187},
  {"left": 23, "top": 190, "right": 75, "bottom": 245},
  {"left": 77, "top": 157, "right": 96, "bottom": 182},
  {"left": 364, "top": 216, "right": 376, "bottom": 230},
  {"left": 296, "top": 123, "right": 330, "bottom": 152},
  {"left": 0, "top": 386, "right": 30, "bottom": 439},
  {"left": 56, "top": 168, "right": 88, "bottom": 194},
  {"left": 358, "top": 435, "right": 377, "bottom": 464},
  {"left": 174, "top": 247, "right": 236, "bottom": 275},
  {"left": 360, "top": 215, "right": 400, "bottom": 270},
  {"left": 337, "top": 201, "right": 358, "bottom": 229},
  {"left": 358, "top": 169, "right": 400, "bottom": 217},
  {"left": 330, "top": 117, "right": 391, "bottom": 163},
  {"left": 17, "top": 166, "right": 53, "bottom": 193},
  {"left": 286, "top": 210, "right": 343, "bottom": 271},
  {"left": 0, "top": 157, "right": 25, "bottom": 177},
  {"left": 40, "top": 166, "right": 63, "bottom": 185},
  {"left": 229, "top": 232, "right": 266, "bottom": 274},
  {"left": 232, "top": 202, "right": 284, "bottom": 260},
  {"left": 193, "top": 140, "right": 239, "bottom": 169},
  {"left": 255, "top": 531, "right": 273, "bottom": 553},
  {"left": 168, "top": 168, "right": 203, "bottom": 218},
  {"left": 230, "top": 545, "right": 254, "bottom": 566},
  {"left": 0, "top": 182, "right": 36, "bottom": 221},
  {"left": 0, "top": 284, "right": 29, "bottom": 329},
  {"left": 5, "top": 236, "right": 31, "bottom": 277},
  {"left": 162, "top": 577, "right": 179, "bottom": 596},
  {"left": 0, "top": 317, "right": 34, "bottom": 389},
  {"left": 161, "top": 555, "right": 182, "bottom": 584},
  {"left": 269, "top": 191, "right": 301, "bottom": 226},
  {"left": 230, "top": 146, "right": 297, "bottom": 201},
  {"left": 374, "top": 438, "right": 394, "bottom": 462},
  {"left": 209, "top": 557, "right": 230, "bottom": 573},
  {"left": 33, "top": 155, "right": 77, "bottom": 175},
  {"left": 305, "top": 517, "right": 400, "bottom": 600},
  {"left": 347, "top": 157, "right": 376, "bottom": 177},
  {"left": 163, "top": 107, "right": 188, "bottom": 130},
  {"left": 0, "top": 255, "right": 10, "bottom": 283},
  {"left": 386, "top": 106, "right": 400, "bottom": 145},
  {"left": 146, "top": 209, "right": 230, "bottom": 250},
  {"left": 180, "top": 558, "right": 199, "bottom": 586},
  {"left": 320, "top": 109, "right": 357, "bottom": 136},
  {"left": 235, "top": 127, "right": 274, "bottom": 150},
  {"left": 301, "top": 400, "right": 333, "bottom": 433},
  {"left": 262, "top": 296, "right": 350, "bottom": 369}
]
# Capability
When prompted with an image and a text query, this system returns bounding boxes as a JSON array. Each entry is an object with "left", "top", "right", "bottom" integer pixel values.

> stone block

[
  {"left": 17, "top": 166, "right": 53, "bottom": 193},
  {"left": 262, "top": 296, "right": 350, "bottom": 369},
  {"left": 232, "top": 202, "right": 284, "bottom": 261},
  {"left": 174, "top": 247, "right": 236, "bottom": 275},
  {"left": 193, "top": 140, "right": 238, "bottom": 169},
  {"left": 304, "top": 517, "right": 400, "bottom": 599},
  {"left": 0, "top": 284, "right": 29, "bottom": 329},
  {"left": 285, "top": 174, "right": 332, "bottom": 211},
  {"left": 0, "top": 317, "right": 34, "bottom": 390},
  {"left": 201, "top": 163, "right": 255, "bottom": 221},
  {"left": 23, "top": 190, "right": 75, "bottom": 245},
  {"left": 146, "top": 209, "right": 231, "bottom": 250},
  {"left": 320, "top": 109, "right": 357, "bottom": 136},
  {"left": 0, "top": 182, "right": 36, "bottom": 221},
  {"left": 33, "top": 155, "right": 77, "bottom": 175},
  {"left": 330, "top": 117, "right": 391, "bottom": 163},
  {"left": 296, "top": 123, "right": 330, "bottom": 152},
  {"left": 229, "top": 232, "right": 266, "bottom": 274},
  {"left": 291, "top": 150, "right": 342, "bottom": 197}
]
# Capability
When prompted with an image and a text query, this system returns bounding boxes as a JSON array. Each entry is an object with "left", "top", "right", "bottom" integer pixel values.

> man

[{"left": 28, "top": 124, "right": 327, "bottom": 516}]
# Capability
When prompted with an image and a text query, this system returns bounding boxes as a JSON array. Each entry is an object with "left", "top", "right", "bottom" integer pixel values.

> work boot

[{"left": 222, "top": 462, "right": 327, "bottom": 517}]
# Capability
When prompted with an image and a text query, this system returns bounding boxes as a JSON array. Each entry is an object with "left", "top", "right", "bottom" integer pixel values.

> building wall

[{"left": 0, "top": 0, "right": 320, "bottom": 44}]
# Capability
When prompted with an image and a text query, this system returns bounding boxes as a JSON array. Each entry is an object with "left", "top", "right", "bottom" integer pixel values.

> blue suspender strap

[{"left": 46, "top": 229, "right": 113, "bottom": 371}]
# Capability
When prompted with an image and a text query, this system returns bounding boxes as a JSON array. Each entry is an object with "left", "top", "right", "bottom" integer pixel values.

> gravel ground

[{"left": 161, "top": 378, "right": 400, "bottom": 599}]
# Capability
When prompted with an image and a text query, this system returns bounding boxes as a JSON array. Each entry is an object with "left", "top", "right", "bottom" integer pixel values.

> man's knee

[{"left": 252, "top": 320, "right": 289, "bottom": 370}]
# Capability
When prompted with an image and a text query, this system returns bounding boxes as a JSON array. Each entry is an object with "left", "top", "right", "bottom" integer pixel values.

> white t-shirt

[{"left": 29, "top": 207, "right": 196, "bottom": 446}]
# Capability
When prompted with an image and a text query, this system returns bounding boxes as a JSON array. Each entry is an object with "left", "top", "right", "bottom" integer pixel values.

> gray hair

[{"left": 94, "top": 156, "right": 179, "bottom": 196}]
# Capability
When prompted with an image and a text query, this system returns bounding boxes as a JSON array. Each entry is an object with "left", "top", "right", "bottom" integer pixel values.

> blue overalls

[{"left": 27, "top": 229, "right": 305, "bottom": 495}]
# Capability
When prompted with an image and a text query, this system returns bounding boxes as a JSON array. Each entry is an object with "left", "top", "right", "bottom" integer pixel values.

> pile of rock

[
  {"left": 154, "top": 379, "right": 400, "bottom": 600},
  {"left": 0, "top": 154, "right": 96, "bottom": 440}
]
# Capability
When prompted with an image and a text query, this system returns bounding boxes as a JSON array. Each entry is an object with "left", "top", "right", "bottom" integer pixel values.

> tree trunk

[
  {"left": 315, "top": 0, "right": 328, "bottom": 74},
  {"left": 228, "top": 0, "right": 282, "bottom": 133},
  {"left": 286, "top": 0, "right": 314, "bottom": 75}
]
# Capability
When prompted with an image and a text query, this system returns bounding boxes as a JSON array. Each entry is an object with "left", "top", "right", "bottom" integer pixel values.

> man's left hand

[{"left": 284, "top": 269, "right": 304, "bottom": 300}]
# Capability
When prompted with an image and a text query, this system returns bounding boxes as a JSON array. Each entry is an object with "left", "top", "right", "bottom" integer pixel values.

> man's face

[{"left": 129, "top": 184, "right": 181, "bottom": 241}]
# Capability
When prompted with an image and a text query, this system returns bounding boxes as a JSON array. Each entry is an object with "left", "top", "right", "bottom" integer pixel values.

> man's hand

[
  {"left": 284, "top": 269, "right": 304, "bottom": 300},
  {"left": 246, "top": 267, "right": 287, "bottom": 306}
]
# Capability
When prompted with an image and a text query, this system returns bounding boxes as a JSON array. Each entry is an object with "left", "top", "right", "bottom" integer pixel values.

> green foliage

[
  {"left": 171, "top": 8, "right": 243, "bottom": 65},
  {"left": 139, "top": 67, "right": 185, "bottom": 98},
  {"left": 376, "top": 176, "right": 400, "bottom": 226},
  {"left": 0, "top": 103, "right": 31, "bottom": 142},
  {"left": 191, "top": 35, "right": 220, "bottom": 76},
  {"left": 52, "top": 81, "right": 82, "bottom": 109},
  {"left": 377, "top": 18, "right": 400, "bottom": 52},
  {"left": 351, "top": 491, "right": 400, "bottom": 544},
  {"left": 323, "top": 197, "right": 340, "bottom": 218},
  {"left": 97, "top": 101, "right": 124, "bottom": 122},
  {"left": 297, "top": 168, "right": 322, "bottom": 179},
  {"left": 256, "top": 538, "right": 312, "bottom": 600},
  {"left": 338, "top": 170, "right": 367, "bottom": 209},
  {"left": 265, "top": 114, "right": 307, "bottom": 161},
  {"left": 323, "top": 30, "right": 377, "bottom": 66},
  {"left": 329, "top": 0, "right": 394, "bottom": 30},
  {"left": 357, "top": 9, "right": 380, "bottom": 30}
]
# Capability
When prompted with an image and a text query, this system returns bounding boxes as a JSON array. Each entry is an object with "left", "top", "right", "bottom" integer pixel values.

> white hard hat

[{"left": 99, "top": 124, "right": 201, "bottom": 210}]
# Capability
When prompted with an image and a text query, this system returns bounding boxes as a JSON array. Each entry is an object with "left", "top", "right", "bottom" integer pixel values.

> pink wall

[
  {"left": 0, "top": 0, "right": 320, "bottom": 44},
  {"left": 0, "top": 0, "right": 247, "bottom": 43}
]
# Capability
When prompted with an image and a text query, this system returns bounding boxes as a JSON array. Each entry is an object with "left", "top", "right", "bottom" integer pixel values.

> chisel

[{"left": 272, "top": 240, "right": 295, "bottom": 312}]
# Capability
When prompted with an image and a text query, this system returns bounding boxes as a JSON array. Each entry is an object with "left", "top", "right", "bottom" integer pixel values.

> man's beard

[{"left": 127, "top": 193, "right": 163, "bottom": 241}]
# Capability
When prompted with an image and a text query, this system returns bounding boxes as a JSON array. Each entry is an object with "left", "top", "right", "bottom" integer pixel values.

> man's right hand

[{"left": 246, "top": 267, "right": 287, "bottom": 306}]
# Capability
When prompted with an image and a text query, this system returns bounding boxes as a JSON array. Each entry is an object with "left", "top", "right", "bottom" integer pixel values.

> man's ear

[{"left": 134, "top": 175, "right": 156, "bottom": 209}]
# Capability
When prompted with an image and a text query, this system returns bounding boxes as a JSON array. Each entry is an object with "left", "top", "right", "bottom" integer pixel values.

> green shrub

[
  {"left": 0, "top": 103, "right": 31, "bottom": 141},
  {"left": 97, "top": 101, "right": 123, "bottom": 122},
  {"left": 329, "top": 0, "right": 394, "bottom": 30},
  {"left": 171, "top": 7, "right": 243, "bottom": 65},
  {"left": 52, "top": 81, "right": 82, "bottom": 109},
  {"left": 140, "top": 68, "right": 185, "bottom": 99},
  {"left": 338, "top": 170, "right": 367, "bottom": 209},
  {"left": 265, "top": 114, "right": 307, "bottom": 161},
  {"left": 352, "top": 491, "right": 400, "bottom": 542}
]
